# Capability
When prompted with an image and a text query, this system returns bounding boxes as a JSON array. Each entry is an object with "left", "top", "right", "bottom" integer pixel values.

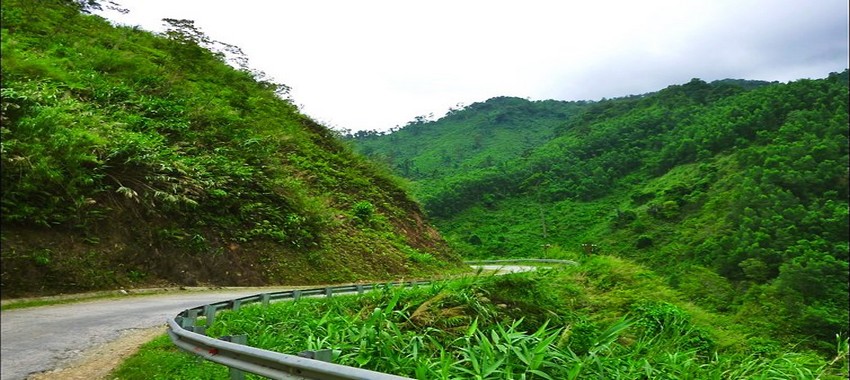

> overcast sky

[{"left": 98, "top": 0, "right": 849, "bottom": 132}]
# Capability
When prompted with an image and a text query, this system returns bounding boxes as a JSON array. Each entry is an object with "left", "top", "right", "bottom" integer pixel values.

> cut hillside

[
  {"left": 0, "top": 0, "right": 463, "bottom": 298},
  {"left": 352, "top": 73, "right": 850, "bottom": 352}
]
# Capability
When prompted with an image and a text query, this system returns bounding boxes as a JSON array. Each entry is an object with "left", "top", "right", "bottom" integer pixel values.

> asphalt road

[
  {"left": 0, "top": 265, "right": 537, "bottom": 380},
  {"left": 0, "top": 287, "right": 300, "bottom": 380}
]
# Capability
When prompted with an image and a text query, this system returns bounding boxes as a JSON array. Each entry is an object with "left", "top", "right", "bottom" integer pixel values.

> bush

[
  {"left": 636, "top": 235, "right": 653, "bottom": 248},
  {"left": 352, "top": 201, "right": 374, "bottom": 222}
]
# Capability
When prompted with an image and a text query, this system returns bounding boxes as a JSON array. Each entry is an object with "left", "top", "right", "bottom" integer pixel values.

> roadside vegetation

[
  {"left": 113, "top": 256, "right": 849, "bottom": 379},
  {"left": 0, "top": 288, "right": 161, "bottom": 311}
]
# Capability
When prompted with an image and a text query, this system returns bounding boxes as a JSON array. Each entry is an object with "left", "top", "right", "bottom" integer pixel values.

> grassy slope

[{"left": 0, "top": 0, "right": 464, "bottom": 298}]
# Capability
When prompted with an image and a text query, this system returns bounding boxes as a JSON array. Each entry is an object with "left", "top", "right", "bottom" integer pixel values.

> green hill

[
  {"left": 352, "top": 73, "right": 850, "bottom": 351},
  {"left": 349, "top": 96, "right": 587, "bottom": 198},
  {"left": 0, "top": 0, "right": 463, "bottom": 298}
]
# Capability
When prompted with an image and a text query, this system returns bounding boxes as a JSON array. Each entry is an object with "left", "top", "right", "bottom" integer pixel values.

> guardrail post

[
  {"left": 324, "top": 287, "right": 333, "bottom": 297},
  {"left": 231, "top": 299, "right": 242, "bottom": 312},
  {"left": 204, "top": 305, "right": 216, "bottom": 328},
  {"left": 180, "top": 309, "right": 199, "bottom": 331},
  {"left": 299, "top": 349, "right": 334, "bottom": 363},
  {"left": 356, "top": 284, "right": 364, "bottom": 294},
  {"left": 261, "top": 293, "right": 270, "bottom": 306},
  {"left": 293, "top": 290, "right": 302, "bottom": 300},
  {"left": 220, "top": 335, "right": 248, "bottom": 380}
]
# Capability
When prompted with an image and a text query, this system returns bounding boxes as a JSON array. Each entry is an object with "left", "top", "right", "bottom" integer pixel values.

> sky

[{"left": 97, "top": 0, "right": 849, "bottom": 133}]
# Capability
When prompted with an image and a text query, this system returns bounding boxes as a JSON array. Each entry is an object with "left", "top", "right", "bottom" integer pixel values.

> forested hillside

[
  {"left": 352, "top": 96, "right": 585, "bottom": 184},
  {"left": 0, "top": 0, "right": 463, "bottom": 298},
  {"left": 352, "top": 73, "right": 850, "bottom": 352}
]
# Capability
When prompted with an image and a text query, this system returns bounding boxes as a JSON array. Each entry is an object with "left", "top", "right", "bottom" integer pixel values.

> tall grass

[{"left": 113, "top": 269, "right": 848, "bottom": 379}]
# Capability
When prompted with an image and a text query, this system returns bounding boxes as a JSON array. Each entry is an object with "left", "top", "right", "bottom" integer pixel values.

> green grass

[
  {"left": 0, "top": 289, "right": 179, "bottom": 311},
  {"left": 111, "top": 257, "right": 849, "bottom": 379}
]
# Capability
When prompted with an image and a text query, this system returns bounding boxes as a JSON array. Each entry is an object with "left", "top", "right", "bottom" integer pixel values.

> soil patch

[{"left": 28, "top": 326, "right": 166, "bottom": 380}]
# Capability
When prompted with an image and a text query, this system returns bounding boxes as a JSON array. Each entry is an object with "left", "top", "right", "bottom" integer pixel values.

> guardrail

[{"left": 167, "top": 259, "right": 575, "bottom": 379}]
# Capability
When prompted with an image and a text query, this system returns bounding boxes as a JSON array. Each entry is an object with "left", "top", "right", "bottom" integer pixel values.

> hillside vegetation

[
  {"left": 352, "top": 73, "right": 850, "bottom": 352},
  {"left": 353, "top": 96, "right": 585, "bottom": 185},
  {"left": 0, "top": 0, "right": 463, "bottom": 298}
]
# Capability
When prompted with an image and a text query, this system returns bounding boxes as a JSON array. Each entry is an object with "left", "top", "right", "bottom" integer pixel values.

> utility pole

[{"left": 539, "top": 203, "right": 547, "bottom": 239}]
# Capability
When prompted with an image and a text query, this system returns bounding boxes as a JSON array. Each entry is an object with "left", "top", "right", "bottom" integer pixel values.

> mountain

[
  {"left": 0, "top": 0, "right": 463, "bottom": 298},
  {"left": 349, "top": 96, "right": 587, "bottom": 203},
  {"left": 352, "top": 72, "right": 850, "bottom": 351}
]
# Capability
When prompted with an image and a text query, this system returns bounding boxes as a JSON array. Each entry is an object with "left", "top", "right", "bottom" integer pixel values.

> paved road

[
  {"left": 471, "top": 264, "right": 540, "bottom": 274},
  {"left": 0, "top": 287, "right": 300, "bottom": 380},
  {"left": 0, "top": 265, "right": 539, "bottom": 380}
]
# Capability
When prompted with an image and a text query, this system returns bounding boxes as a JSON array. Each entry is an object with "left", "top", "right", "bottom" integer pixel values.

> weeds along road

[{"left": 0, "top": 265, "right": 536, "bottom": 380}]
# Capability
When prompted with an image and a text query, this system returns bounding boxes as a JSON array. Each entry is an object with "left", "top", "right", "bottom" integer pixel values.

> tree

[
  {"left": 74, "top": 0, "right": 128, "bottom": 14},
  {"left": 160, "top": 18, "right": 290, "bottom": 98}
]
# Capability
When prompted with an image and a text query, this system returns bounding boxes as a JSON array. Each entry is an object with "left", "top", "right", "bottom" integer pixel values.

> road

[
  {"left": 0, "top": 287, "right": 302, "bottom": 380},
  {"left": 0, "top": 265, "right": 538, "bottom": 379},
  {"left": 472, "top": 264, "right": 541, "bottom": 274}
]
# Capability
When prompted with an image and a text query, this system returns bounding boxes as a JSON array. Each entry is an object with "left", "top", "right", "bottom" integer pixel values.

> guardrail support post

[
  {"left": 356, "top": 284, "right": 364, "bottom": 294},
  {"left": 293, "top": 290, "right": 301, "bottom": 300},
  {"left": 180, "top": 309, "right": 199, "bottom": 331},
  {"left": 231, "top": 335, "right": 248, "bottom": 380},
  {"left": 231, "top": 299, "right": 242, "bottom": 312},
  {"left": 204, "top": 305, "right": 216, "bottom": 328},
  {"left": 299, "top": 349, "right": 334, "bottom": 363},
  {"left": 261, "top": 293, "right": 270, "bottom": 306},
  {"left": 220, "top": 335, "right": 248, "bottom": 380},
  {"left": 324, "top": 287, "right": 333, "bottom": 297},
  {"left": 230, "top": 367, "right": 245, "bottom": 380}
]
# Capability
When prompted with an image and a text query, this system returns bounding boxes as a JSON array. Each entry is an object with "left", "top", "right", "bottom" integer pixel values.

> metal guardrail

[{"left": 167, "top": 259, "right": 574, "bottom": 379}]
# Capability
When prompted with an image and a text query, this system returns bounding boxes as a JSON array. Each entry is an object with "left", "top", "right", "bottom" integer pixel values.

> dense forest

[
  {"left": 0, "top": 0, "right": 463, "bottom": 298},
  {"left": 352, "top": 72, "right": 850, "bottom": 353},
  {"left": 353, "top": 96, "right": 587, "bottom": 182}
]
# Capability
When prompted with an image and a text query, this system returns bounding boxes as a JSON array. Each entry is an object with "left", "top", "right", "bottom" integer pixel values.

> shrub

[
  {"left": 636, "top": 235, "right": 653, "bottom": 248},
  {"left": 352, "top": 201, "right": 374, "bottom": 222}
]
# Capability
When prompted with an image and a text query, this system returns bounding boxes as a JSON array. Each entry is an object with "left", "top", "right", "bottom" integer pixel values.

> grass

[
  {"left": 110, "top": 258, "right": 849, "bottom": 379},
  {"left": 0, "top": 288, "right": 175, "bottom": 311}
]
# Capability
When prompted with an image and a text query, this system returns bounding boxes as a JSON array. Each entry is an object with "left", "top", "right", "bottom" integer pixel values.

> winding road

[{"left": 0, "top": 265, "right": 538, "bottom": 379}]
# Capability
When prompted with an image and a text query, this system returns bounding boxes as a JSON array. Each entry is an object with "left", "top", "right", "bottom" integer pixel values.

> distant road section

[{"left": 469, "top": 265, "right": 540, "bottom": 274}]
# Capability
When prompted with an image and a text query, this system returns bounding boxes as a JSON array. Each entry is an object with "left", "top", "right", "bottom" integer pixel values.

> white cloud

[{"left": 98, "top": 0, "right": 849, "bottom": 132}]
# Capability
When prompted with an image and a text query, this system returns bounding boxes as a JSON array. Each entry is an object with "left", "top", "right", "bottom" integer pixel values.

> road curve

[
  {"left": 0, "top": 287, "right": 301, "bottom": 380},
  {"left": 470, "top": 264, "right": 540, "bottom": 274},
  {"left": 1, "top": 265, "right": 539, "bottom": 379}
]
